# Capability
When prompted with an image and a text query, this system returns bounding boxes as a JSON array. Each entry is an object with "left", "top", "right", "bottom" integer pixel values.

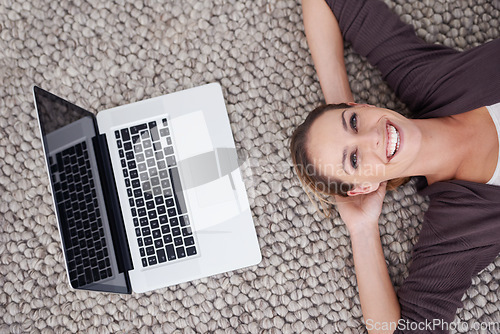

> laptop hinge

[{"left": 92, "top": 134, "right": 134, "bottom": 273}]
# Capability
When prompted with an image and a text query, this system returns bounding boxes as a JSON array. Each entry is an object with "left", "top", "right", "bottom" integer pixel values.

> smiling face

[{"left": 306, "top": 104, "right": 422, "bottom": 195}]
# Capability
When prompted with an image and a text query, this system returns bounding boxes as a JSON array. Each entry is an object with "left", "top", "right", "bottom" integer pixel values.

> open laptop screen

[
  {"left": 34, "top": 87, "right": 131, "bottom": 293},
  {"left": 34, "top": 86, "right": 96, "bottom": 138}
]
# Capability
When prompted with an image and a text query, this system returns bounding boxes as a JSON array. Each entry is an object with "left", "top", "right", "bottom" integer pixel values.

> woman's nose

[{"left": 359, "top": 127, "right": 380, "bottom": 150}]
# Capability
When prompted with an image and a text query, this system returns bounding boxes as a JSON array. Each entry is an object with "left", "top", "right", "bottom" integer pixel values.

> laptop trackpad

[
  {"left": 171, "top": 111, "right": 235, "bottom": 208},
  {"left": 170, "top": 110, "right": 214, "bottom": 161},
  {"left": 194, "top": 176, "right": 235, "bottom": 207}
]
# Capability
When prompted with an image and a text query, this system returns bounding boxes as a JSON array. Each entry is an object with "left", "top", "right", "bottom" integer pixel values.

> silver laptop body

[{"left": 34, "top": 83, "right": 261, "bottom": 293}]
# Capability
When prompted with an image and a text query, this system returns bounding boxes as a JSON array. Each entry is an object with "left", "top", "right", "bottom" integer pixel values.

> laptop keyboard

[
  {"left": 49, "top": 142, "right": 112, "bottom": 288},
  {"left": 114, "top": 118, "right": 197, "bottom": 267}
]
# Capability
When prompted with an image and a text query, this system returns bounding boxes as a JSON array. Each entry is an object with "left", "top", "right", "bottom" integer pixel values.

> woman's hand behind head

[{"left": 335, "top": 182, "right": 387, "bottom": 236}]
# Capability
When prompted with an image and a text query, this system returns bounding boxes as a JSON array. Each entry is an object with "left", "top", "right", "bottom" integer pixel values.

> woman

[{"left": 292, "top": 0, "right": 500, "bottom": 333}]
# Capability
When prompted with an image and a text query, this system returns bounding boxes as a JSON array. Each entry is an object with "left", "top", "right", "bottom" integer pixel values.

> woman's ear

[{"left": 346, "top": 183, "right": 380, "bottom": 196}]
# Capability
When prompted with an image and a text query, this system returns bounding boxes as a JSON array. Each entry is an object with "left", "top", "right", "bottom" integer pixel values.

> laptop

[{"left": 33, "top": 83, "right": 261, "bottom": 293}]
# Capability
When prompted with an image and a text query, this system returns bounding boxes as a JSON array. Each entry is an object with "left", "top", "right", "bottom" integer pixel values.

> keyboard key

[
  {"left": 163, "top": 233, "right": 172, "bottom": 244},
  {"left": 157, "top": 249, "right": 167, "bottom": 263},
  {"left": 166, "top": 155, "right": 176, "bottom": 167},
  {"left": 160, "top": 128, "right": 170, "bottom": 137},
  {"left": 163, "top": 188, "right": 173, "bottom": 197},
  {"left": 150, "top": 219, "right": 159, "bottom": 229},
  {"left": 155, "top": 151, "right": 164, "bottom": 161},
  {"left": 154, "top": 196, "right": 164, "bottom": 205},
  {"left": 159, "top": 170, "right": 168, "bottom": 179},
  {"left": 165, "top": 197, "right": 175, "bottom": 207},
  {"left": 166, "top": 244, "right": 176, "bottom": 261},
  {"left": 170, "top": 217, "right": 179, "bottom": 227},
  {"left": 176, "top": 246, "right": 186, "bottom": 259},
  {"left": 142, "top": 227, "right": 151, "bottom": 236},
  {"left": 158, "top": 160, "right": 166, "bottom": 170},
  {"left": 186, "top": 246, "right": 197, "bottom": 256},
  {"left": 164, "top": 146, "right": 174, "bottom": 155},
  {"left": 121, "top": 128, "right": 130, "bottom": 141},
  {"left": 150, "top": 124, "right": 160, "bottom": 141},
  {"left": 182, "top": 227, "right": 192, "bottom": 237},
  {"left": 184, "top": 236, "right": 195, "bottom": 246},
  {"left": 180, "top": 216, "right": 190, "bottom": 227},
  {"left": 153, "top": 186, "right": 162, "bottom": 196},
  {"left": 148, "top": 256, "right": 157, "bottom": 266},
  {"left": 161, "top": 225, "right": 170, "bottom": 235},
  {"left": 154, "top": 239, "right": 163, "bottom": 248}
]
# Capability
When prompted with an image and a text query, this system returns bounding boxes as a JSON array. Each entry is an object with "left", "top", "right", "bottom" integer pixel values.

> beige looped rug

[{"left": 0, "top": 0, "right": 499, "bottom": 333}]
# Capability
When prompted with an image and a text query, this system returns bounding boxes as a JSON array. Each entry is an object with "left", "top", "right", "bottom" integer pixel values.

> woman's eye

[
  {"left": 350, "top": 113, "right": 358, "bottom": 132},
  {"left": 350, "top": 151, "right": 358, "bottom": 169}
]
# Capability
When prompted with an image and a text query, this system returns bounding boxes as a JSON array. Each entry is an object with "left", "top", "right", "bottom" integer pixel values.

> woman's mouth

[{"left": 386, "top": 122, "right": 400, "bottom": 161}]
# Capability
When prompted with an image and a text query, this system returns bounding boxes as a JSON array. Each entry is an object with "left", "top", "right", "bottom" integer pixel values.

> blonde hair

[{"left": 290, "top": 103, "right": 410, "bottom": 216}]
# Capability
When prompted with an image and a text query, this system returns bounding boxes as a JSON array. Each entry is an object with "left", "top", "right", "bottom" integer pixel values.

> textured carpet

[{"left": 1, "top": 0, "right": 499, "bottom": 333}]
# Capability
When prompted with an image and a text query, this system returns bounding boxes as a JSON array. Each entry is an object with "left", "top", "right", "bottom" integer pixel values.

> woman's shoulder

[{"left": 414, "top": 179, "right": 500, "bottom": 251}]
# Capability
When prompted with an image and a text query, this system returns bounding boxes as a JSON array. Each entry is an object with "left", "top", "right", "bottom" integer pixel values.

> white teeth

[{"left": 386, "top": 124, "right": 400, "bottom": 159}]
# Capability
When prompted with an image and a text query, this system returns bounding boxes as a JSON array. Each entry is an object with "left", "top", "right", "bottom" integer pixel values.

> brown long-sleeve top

[{"left": 324, "top": 0, "right": 500, "bottom": 332}]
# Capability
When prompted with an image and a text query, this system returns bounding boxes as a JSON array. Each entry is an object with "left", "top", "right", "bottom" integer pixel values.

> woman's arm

[
  {"left": 301, "top": 0, "right": 354, "bottom": 104},
  {"left": 351, "top": 225, "right": 401, "bottom": 334},
  {"left": 335, "top": 184, "right": 400, "bottom": 334}
]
